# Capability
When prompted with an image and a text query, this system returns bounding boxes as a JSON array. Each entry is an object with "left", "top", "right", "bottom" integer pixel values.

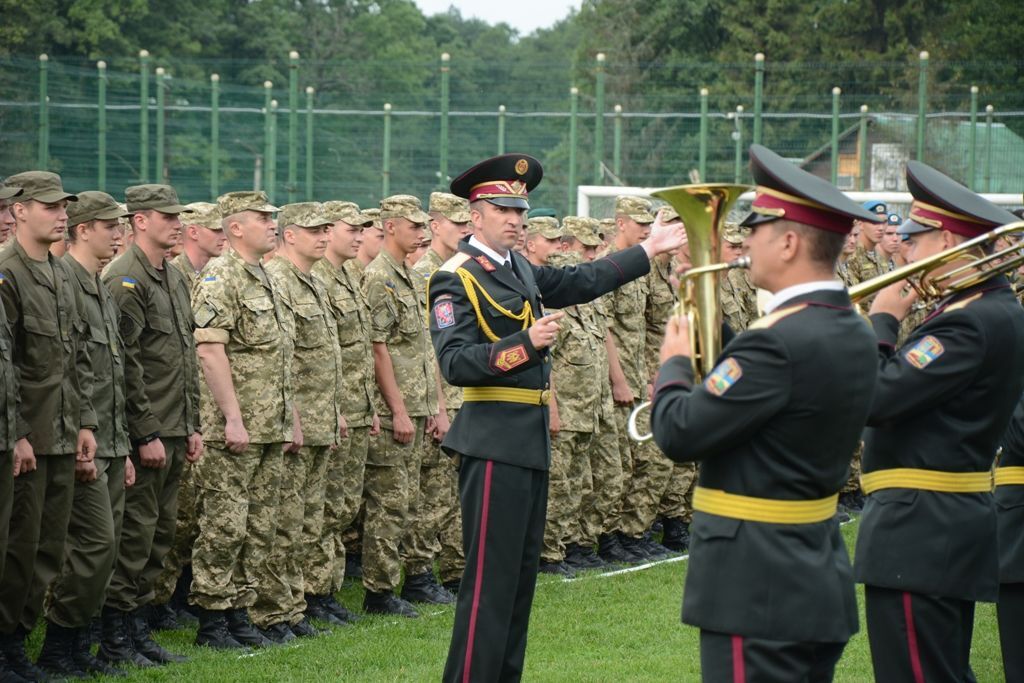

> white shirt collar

[
  {"left": 763, "top": 280, "right": 845, "bottom": 314},
  {"left": 468, "top": 235, "right": 511, "bottom": 267}
]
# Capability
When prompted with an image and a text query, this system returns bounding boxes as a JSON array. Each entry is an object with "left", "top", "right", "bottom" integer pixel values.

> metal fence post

[
  {"left": 830, "top": 87, "right": 841, "bottom": 185},
  {"left": 984, "top": 104, "right": 994, "bottom": 193},
  {"left": 382, "top": 103, "right": 392, "bottom": 198},
  {"left": 497, "top": 105, "right": 506, "bottom": 155},
  {"left": 38, "top": 54, "right": 48, "bottom": 168},
  {"left": 288, "top": 51, "right": 299, "bottom": 203},
  {"left": 916, "top": 50, "right": 928, "bottom": 161},
  {"left": 268, "top": 99, "right": 278, "bottom": 203},
  {"left": 210, "top": 73, "right": 220, "bottom": 198},
  {"left": 753, "top": 52, "right": 764, "bottom": 146},
  {"left": 858, "top": 104, "right": 869, "bottom": 191},
  {"left": 699, "top": 88, "right": 709, "bottom": 181},
  {"left": 733, "top": 105, "right": 744, "bottom": 183},
  {"left": 156, "top": 67, "right": 167, "bottom": 184},
  {"left": 263, "top": 81, "right": 273, "bottom": 195},
  {"left": 139, "top": 50, "right": 150, "bottom": 182},
  {"left": 440, "top": 52, "right": 450, "bottom": 187},
  {"left": 593, "top": 53, "right": 605, "bottom": 183},
  {"left": 305, "top": 86, "right": 314, "bottom": 201},
  {"left": 98, "top": 60, "right": 107, "bottom": 190},
  {"left": 569, "top": 87, "right": 579, "bottom": 214},
  {"left": 968, "top": 85, "right": 978, "bottom": 190},
  {"left": 613, "top": 104, "right": 622, "bottom": 179}
]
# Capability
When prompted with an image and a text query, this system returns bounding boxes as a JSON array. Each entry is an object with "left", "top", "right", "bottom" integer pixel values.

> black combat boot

[
  {"left": 660, "top": 518, "right": 690, "bottom": 552},
  {"left": 617, "top": 532, "right": 653, "bottom": 561},
  {"left": 564, "top": 543, "right": 608, "bottom": 571},
  {"left": 129, "top": 609, "right": 188, "bottom": 664},
  {"left": 363, "top": 590, "right": 418, "bottom": 618},
  {"left": 441, "top": 579, "right": 461, "bottom": 596},
  {"left": 597, "top": 532, "right": 641, "bottom": 564},
  {"left": 289, "top": 618, "right": 320, "bottom": 638},
  {"left": 400, "top": 572, "right": 455, "bottom": 604},
  {"left": 70, "top": 626, "right": 125, "bottom": 678},
  {"left": 257, "top": 622, "right": 296, "bottom": 645},
  {"left": 344, "top": 553, "right": 363, "bottom": 581},
  {"left": 147, "top": 603, "right": 179, "bottom": 631},
  {"left": 34, "top": 622, "right": 88, "bottom": 679},
  {"left": 0, "top": 651, "right": 30, "bottom": 683},
  {"left": 194, "top": 608, "right": 247, "bottom": 650},
  {"left": 538, "top": 560, "right": 575, "bottom": 578},
  {"left": 169, "top": 567, "right": 198, "bottom": 624},
  {"left": 225, "top": 608, "right": 273, "bottom": 648},
  {"left": 321, "top": 594, "right": 361, "bottom": 624},
  {"left": 639, "top": 531, "right": 673, "bottom": 558},
  {"left": 304, "top": 595, "right": 348, "bottom": 626},
  {"left": 98, "top": 607, "right": 155, "bottom": 668}
]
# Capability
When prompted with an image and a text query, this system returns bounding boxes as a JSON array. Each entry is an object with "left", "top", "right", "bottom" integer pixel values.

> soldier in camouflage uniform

[
  {"left": 601, "top": 196, "right": 674, "bottom": 561},
  {"left": 261, "top": 203, "right": 343, "bottom": 637},
  {"left": 836, "top": 223, "right": 860, "bottom": 287},
  {"left": 0, "top": 173, "right": 97, "bottom": 682},
  {"left": 845, "top": 201, "right": 889, "bottom": 293},
  {"left": 309, "top": 201, "right": 378, "bottom": 623},
  {"left": 189, "top": 190, "right": 295, "bottom": 650},
  {"left": 719, "top": 223, "right": 758, "bottom": 332},
  {"left": 169, "top": 203, "right": 225, "bottom": 289},
  {"left": 599, "top": 217, "right": 616, "bottom": 250},
  {"left": 412, "top": 192, "right": 471, "bottom": 594},
  {"left": 355, "top": 208, "right": 384, "bottom": 270},
  {"left": 361, "top": 195, "right": 447, "bottom": 616}
]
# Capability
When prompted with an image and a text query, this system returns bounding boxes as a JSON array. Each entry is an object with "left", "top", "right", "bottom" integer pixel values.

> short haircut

[{"left": 772, "top": 221, "right": 846, "bottom": 268}]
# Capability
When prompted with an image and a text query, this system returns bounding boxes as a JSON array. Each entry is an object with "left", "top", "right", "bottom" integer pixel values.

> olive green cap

[
  {"left": 525, "top": 216, "right": 562, "bottom": 239},
  {"left": 380, "top": 194, "right": 430, "bottom": 224},
  {"left": 562, "top": 216, "right": 603, "bottom": 246},
  {"left": 3, "top": 171, "right": 77, "bottom": 204},
  {"left": 323, "top": 201, "right": 373, "bottom": 227},
  {"left": 0, "top": 185, "right": 23, "bottom": 201},
  {"left": 614, "top": 195, "right": 656, "bottom": 224},
  {"left": 182, "top": 202, "right": 222, "bottom": 231},
  {"left": 67, "top": 191, "right": 131, "bottom": 228},
  {"left": 217, "top": 190, "right": 279, "bottom": 217},
  {"left": 278, "top": 202, "right": 333, "bottom": 229},
  {"left": 428, "top": 192, "right": 471, "bottom": 223},
  {"left": 125, "top": 184, "right": 189, "bottom": 213}
]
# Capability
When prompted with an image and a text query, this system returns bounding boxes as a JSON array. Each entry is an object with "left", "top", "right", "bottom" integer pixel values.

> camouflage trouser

[
  {"left": 577, "top": 406, "right": 624, "bottom": 545},
  {"left": 189, "top": 442, "right": 284, "bottom": 612},
  {"left": 614, "top": 403, "right": 674, "bottom": 537},
  {"left": 362, "top": 417, "right": 425, "bottom": 593},
  {"left": 46, "top": 457, "right": 126, "bottom": 627},
  {"left": 405, "top": 435, "right": 453, "bottom": 576},
  {"left": 544, "top": 430, "right": 593, "bottom": 560},
  {"left": 308, "top": 425, "right": 370, "bottom": 595},
  {"left": 437, "top": 455, "right": 464, "bottom": 583},
  {"left": 658, "top": 462, "right": 698, "bottom": 522},
  {"left": 841, "top": 441, "right": 864, "bottom": 494},
  {"left": 106, "top": 437, "right": 187, "bottom": 612},
  {"left": 151, "top": 459, "right": 200, "bottom": 605}
]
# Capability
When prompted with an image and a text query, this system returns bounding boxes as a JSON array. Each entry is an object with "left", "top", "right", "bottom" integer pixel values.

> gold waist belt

[
  {"left": 995, "top": 466, "right": 1024, "bottom": 487},
  {"left": 693, "top": 486, "right": 838, "bottom": 524},
  {"left": 861, "top": 468, "right": 992, "bottom": 494},
  {"left": 462, "top": 386, "right": 551, "bottom": 406}
]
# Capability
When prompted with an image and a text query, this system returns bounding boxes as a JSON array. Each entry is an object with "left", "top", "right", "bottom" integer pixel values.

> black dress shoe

[
  {"left": 226, "top": 608, "right": 274, "bottom": 648},
  {"left": 363, "top": 591, "right": 418, "bottom": 618},
  {"left": 257, "top": 623, "right": 296, "bottom": 645}
]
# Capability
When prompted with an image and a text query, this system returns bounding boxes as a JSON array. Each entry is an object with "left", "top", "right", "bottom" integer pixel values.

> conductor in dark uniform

[
  {"left": 650, "top": 144, "right": 883, "bottom": 682},
  {"left": 997, "top": 396, "right": 1024, "bottom": 683},
  {"left": 855, "top": 163, "right": 1024, "bottom": 682},
  {"left": 428, "top": 154, "right": 685, "bottom": 682}
]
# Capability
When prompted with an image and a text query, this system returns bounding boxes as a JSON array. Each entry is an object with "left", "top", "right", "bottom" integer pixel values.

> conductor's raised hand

[
  {"left": 528, "top": 311, "right": 565, "bottom": 350},
  {"left": 641, "top": 209, "right": 687, "bottom": 258}
]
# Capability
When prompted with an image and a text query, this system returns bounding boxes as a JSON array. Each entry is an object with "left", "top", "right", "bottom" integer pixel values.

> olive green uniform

[{"left": 0, "top": 261, "right": 19, "bottom": 602}]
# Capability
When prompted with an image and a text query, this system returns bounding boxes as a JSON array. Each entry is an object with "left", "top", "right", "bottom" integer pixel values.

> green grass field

[{"left": 61, "top": 520, "right": 1005, "bottom": 681}]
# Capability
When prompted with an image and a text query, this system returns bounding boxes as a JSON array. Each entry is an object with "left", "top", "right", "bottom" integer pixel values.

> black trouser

[
  {"left": 699, "top": 629, "right": 845, "bottom": 683},
  {"left": 443, "top": 457, "right": 547, "bottom": 683},
  {"left": 998, "top": 582, "right": 1024, "bottom": 683},
  {"left": 0, "top": 450, "right": 11, "bottom": 582},
  {"left": 865, "top": 585, "right": 976, "bottom": 683}
]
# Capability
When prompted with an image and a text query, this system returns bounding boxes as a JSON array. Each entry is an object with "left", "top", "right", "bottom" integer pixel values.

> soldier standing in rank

[
  {"left": 412, "top": 192, "right": 472, "bottom": 594},
  {"left": 261, "top": 203, "right": 343, "bottom": 638},
  {"left": 308, "top": 201, "right": 378, "bottom": 623},
  {"left": 189, "top": 191, "right": 297, "bottom": 650},
  {"left": 37, "top": 193, "right": 133, "bottom": 678},
  {"left": 429, "top": 154, "right": 685, "bottom": 681},
  {"left": 169, "top": 202, "right": 226, "bottom": 289},
  {"left": 100, "top": 184, "right": 201, "bottom": 667},
  {"left": 996, "top": 396, "right": 1024, "bottom": 682},
  {"left": 355, "top": 209, "right": 384, "bottom": 271},
  {"left": 846, "top": 200, "right": 889, "bottom": 291},
  {"left": 0, "top": 172, "right": 97, "bottom": 682},
  {"left": 0, "top": 185, "right": 20, "bottom": 245},
  {"left": 835, "top": 222, "right": 860, "bottom": 287},
  {"left": 719, "top": 223, "right": 759, "bottom": 332}
]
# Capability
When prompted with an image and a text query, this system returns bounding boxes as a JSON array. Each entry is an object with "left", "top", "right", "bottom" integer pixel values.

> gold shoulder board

[{"left": 748, "top": 303, "right": 808, "bottom": 330}]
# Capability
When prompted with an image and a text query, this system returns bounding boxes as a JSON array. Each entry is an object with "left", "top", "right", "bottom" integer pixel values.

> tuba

[{"left": 627, "top": 183, "right": 752, "bottom": 442}]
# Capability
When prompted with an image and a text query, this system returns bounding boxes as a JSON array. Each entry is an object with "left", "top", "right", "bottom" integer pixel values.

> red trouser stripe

[
  {"left": 463, "top": 460, "right": 494, "bottom": 683},
  {"left": 902, "top": 592, "right": 926, "bottom": 683},
  {"left": 731, "top": 635, "right": 746, "bottom": 683}
]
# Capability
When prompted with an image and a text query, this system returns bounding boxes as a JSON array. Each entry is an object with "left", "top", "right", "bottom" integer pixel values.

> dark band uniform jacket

[
  {"left": 650, "top": 143, "right": 883, "bottom": 644},
  {"left": 998, "top": 396, "right": 1024, "bottom": 585},
  {"left": 854, "top": 161, "right": 1024, "bottom": 603}
]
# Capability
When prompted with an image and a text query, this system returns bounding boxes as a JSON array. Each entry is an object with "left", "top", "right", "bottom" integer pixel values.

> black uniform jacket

[
  {"left": 428, "top": 238, "right": 650, "bottom": 470},
  {"left": 855, "top": 278, "right": 1024, "bottom": 602},
  {"left": 651, "top": 288, "right": 877, "bottom": 642},
  {"left": 998, "top": 395, "right": 1024, "bottom": 584}
]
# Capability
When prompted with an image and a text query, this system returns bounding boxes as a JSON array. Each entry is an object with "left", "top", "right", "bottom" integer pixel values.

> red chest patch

[{"left": 474, "top": 255, "right": 497, "bottom": 272}]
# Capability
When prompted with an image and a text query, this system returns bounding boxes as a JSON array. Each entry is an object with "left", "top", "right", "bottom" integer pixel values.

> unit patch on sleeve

[
  {"left": 904, "top": 335, "right": 945, "bottom": 369},
  {"left": 434, "top": 300, "right": 456, "bottom": 329},
  {"left": 493, "top": 344, "right": 529, "bottom": 372},
  {"left": 704, "top": 357, "right": 743, "bottom": 396}
]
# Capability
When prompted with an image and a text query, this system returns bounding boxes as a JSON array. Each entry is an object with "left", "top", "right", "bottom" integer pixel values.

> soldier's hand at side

[
  {"left": 661, "top": 315, "right": 692, "bottom": 362},
  {"left": 339, "top": 415, "right": 349, "bottom": 440},
  {"left": 77, "top": 429, "right": 97, "bottom": 463},
  {"left": 124, "top": 457, "right": 137, "bottom": 488},
  {"left": 13, "top": 438, "right": 36, "bottom": 477},
  {"left": 528, "top": 311, "right": 565, "bottom": 350},
  {"left": 641, "top": 211, "right": 687, "bottom": 259},
  {"left": 75, "top": 459, "right": 97, "bottom": 483},
  {"left": 370, "top": 414, "right": 381, "bottom": 437},
  {"left": 611, "top": 379, "right": 634, "bottom": 406},
  {"left": 225, "top": 417, "right": 250, "bottom": 454},
  {"left": 868, "top": 281, "right": 916, "bottom": 321},
  {"left": 138, "top": 439, "right": 166, "bottom": 469},
  {"left": 286, "top": 416, "right": 304, "bottom": 454},
  {"left": 549, "top": 399, "right": 561, "bottom": 436},
  {"left": 392, "top": 412, "right": 415, "bottom": 444},
  {"left": 433, "top": 411, "right": 450, "bottom": 442},
  {"left": 186, "top": 432, "right": 204, "bottom": 463}
]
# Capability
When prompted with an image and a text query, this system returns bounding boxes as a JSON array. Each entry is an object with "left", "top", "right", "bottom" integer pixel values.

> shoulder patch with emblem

[
  {"left": 748, "top": 303, "right": 807, "bottom": 330},
  {"left": 904, "top": 335, "right": 945, "bottom": 369},
  {"left": 433, "top": 300, "right": 455, "bottom": 329},
  {"left": 704, "top": 357, "right": 743, "bottom": 396},
  {"left": 0, "top": 272, "right": 5, "bottom": 285},
  {"left": 473, "top": 255, "right": 497, "bottom": 273},
  {"left": 121, "top": 277, "right": 137, "bottom": 289},
  {"left": 493, "top": 344, "right": 529, "bottom": 372},
  {"left": 439, "top": 252, "right": 472, "bottom": 274}
]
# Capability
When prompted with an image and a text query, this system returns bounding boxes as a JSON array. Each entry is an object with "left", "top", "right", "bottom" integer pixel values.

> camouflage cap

[
  {"left": 614, "top": 195, "right": 656, "bottom": 223},
  {"left": 0, "top": 185, "right": 23, "bottom": 201},
  {"left": 419, "top": 232, "right": 433, "bottom": 244},
  {"left": 599, "top": 217, "right": 617, "bottom": 238},
  {"left": 428, "top": 192, "right": 471, "bottom": 223},
  {"left": 125, "top": 184, "right": 188, "bottom": 213},
  {"left": 363, "top": 207, "right": 383, "bottom": 230},
  {"left": 525, "top": 216, "right": 562, "bottom": 239},
  {"left": 67, "top": 191, "right": 131, "bottom": 228},
  {"left": 182, "top": 202, "right": 222, "bottom": 230},
  {"left": 278, "top": 202, "right": 333, "bottom": 229},
  {"left": 3, "top": 171, "right": 77, "bottom": 204},
  {"left": 217, "top": 190, "right": 279, "bottom": 217},
  {"left": 658, "top": 205, "right": 680, "bottom": 222},
  {"left": 323, "top": 200, "right": 373, "bottom": 227},
  {"left": 562, "top": 216, "right": 603, "bottom": 246},
  {"left": 722, "top": 222, "right": 748, "bottom": 244},
  {"left": 380, "top": 194, "right": 430, "bottom": 224},
  {"left": 117, "top": 204, "right": 131, "bottom": 229}
]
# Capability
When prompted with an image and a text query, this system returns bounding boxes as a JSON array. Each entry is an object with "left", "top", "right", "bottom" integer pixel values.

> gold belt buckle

[{"left": 539, "top": 389, "right": 551, "bottom": 405}]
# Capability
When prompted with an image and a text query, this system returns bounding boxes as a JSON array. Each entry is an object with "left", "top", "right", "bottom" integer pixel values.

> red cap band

[
  {"left": 909, "top": 201, "right": 989, "bottom": 238},
  {"left": 751, "top": 188, "right": 853, "bottom": 234},
  {"left": 469, "top": 180, "right": 529, "bottom": 203}
]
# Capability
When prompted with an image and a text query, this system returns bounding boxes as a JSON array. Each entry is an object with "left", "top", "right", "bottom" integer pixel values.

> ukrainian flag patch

[
  {"left": 203, "top": 275, "right": 217, "bottom": 283},
  {"left": 0, "top": 272, "right": 6, "bottom": 285},
  {"left": 121, "top": 277, "right": 137, "bottom": 289},
  {"left": 704, "top": 357, "right": 742, "bottom": 396},
  {"left": 905, "top": 335, "right": 944, "bottom": 369}
]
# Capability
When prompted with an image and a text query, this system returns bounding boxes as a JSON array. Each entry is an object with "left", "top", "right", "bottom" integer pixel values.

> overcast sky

[{"left": 413, "top": 0, "right": 583, "bottom": 35}]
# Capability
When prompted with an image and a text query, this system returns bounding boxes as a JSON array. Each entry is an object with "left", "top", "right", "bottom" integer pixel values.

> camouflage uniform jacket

[
  {"left": 104, "top": 243, "right": 200, "bottom": 439},
  {"left": 846, "top": 242, "right": 886, "bottom": 285},
  {"left": 721, "top": 267, "right": 758, "bottom": 333},
  {"left": 64, "top": 253, "right": 130, "bottom": 458},
  {"left": 170, "top": 252, "right": 202, "bottom": 291},
  {"left": 414, "top": 248, "right": 462, "bottom": 412},
  {"left": 312, "top": 258, "right": 377, "bottom": 428},
  {"left": 599, "top": 243, "right": 650, "bottom": 399},
  {"left": 266, "top": 256, "right": 342, "bottom": 446},
  {"left": 0, "top": 240, "right": 95, "bottom": 454},
  {"left": 362, "top": 249, "right": 437, "bottom": 419},
  {"left": 645, "top": 256, "right": 675, "bottom": 376},
  {"left": 192, "top": 248, "right": 294, "bottom": 444}
]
